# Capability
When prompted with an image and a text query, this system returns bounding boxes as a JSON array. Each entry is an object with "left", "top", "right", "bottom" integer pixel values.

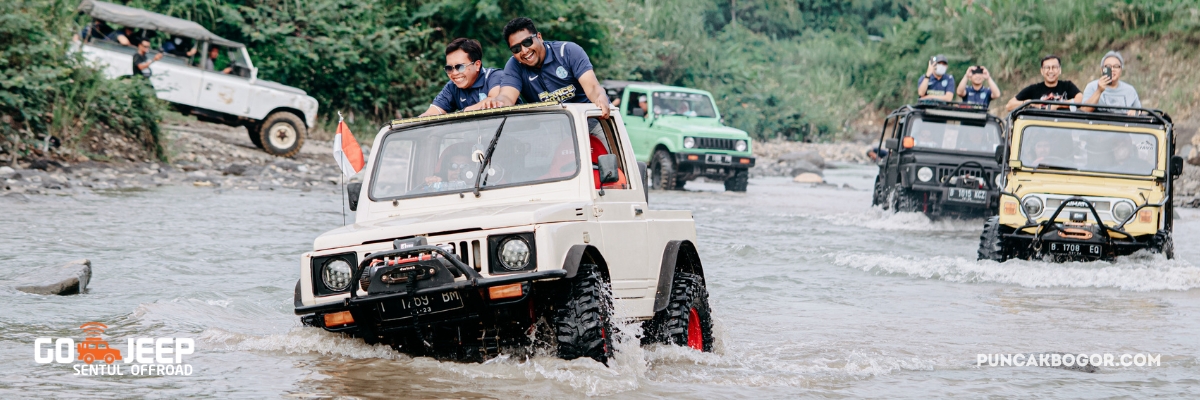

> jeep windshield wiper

[
  {"left": 473, "top": 117, "right": 506, "bottom": 197},
  {"left": 1035, "top": 163, "right": 1079, "bottom": 171}
]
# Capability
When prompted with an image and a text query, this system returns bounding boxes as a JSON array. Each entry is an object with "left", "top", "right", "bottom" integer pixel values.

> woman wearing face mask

[{"left": 918, "top": 54, "right": 956, "bottom": 102}]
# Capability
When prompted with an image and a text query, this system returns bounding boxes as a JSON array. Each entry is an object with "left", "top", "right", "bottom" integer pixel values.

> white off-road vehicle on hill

[
  {"left": 294, "top": 102, "right": 715, "bottom": 363},
  {"left": 75, "top": 0, "right": 318, "bottom": 157}
]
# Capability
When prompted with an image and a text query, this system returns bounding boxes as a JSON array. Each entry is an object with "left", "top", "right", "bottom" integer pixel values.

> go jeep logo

[{"left": 33, "top": 322, "right": 195, "bottom": 376}]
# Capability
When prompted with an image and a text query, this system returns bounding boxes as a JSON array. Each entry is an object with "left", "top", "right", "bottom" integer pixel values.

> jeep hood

[
  {"left": 1011, "top": 173, "right": 1162, "bottom": 202},
  {"left": 314, "top": 201, "right": 590, "bottom": 250},
  {"left": 652, "top": 117, "right": 749, "bottom": 139}
]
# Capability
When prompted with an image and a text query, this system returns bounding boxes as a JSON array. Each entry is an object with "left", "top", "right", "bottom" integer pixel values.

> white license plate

[
  {"left": 705, "top": 154, "right": 732, "bottom": 165},
  {"left": 948, "top": 188, "right": 987, "bottom": 204}
]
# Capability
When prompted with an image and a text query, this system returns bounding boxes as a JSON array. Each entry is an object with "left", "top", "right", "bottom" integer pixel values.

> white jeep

[
  {"left": 76, "top": 0, "right": 319, "bottom": 157},
  {"left": 293, "top": 102, "right": 714, "bottom": 363}
]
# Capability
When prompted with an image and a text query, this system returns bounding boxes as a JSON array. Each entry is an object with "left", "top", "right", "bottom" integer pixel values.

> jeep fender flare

[
  {"left": 561, "top": 244, "right": 611, "bottom": 281},
  {"left": 653, "top": 240, "right": 704, "bottom": 312}
]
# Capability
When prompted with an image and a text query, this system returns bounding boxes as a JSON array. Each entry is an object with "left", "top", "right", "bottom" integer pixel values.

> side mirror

[
  {"left": 995, "top": 146, "right": 1005, "bottom": 165},
  {"left": 598, "top": 154, "right": 620, "bottom": 184},
  {"left": 347, "top": 182, "right": 362, "bottom": 211},
  {"left": 631, "top": 108, "right": 645, "bottom": 118},
  {"left": 884, "top": 138, "right": 898, "bottom": 151},
  {"left": 1170, "top": 155, "right": 1184, "bottom": 178}
]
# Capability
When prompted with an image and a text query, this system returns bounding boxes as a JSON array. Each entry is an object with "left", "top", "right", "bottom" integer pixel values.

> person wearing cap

[
  {"left": 419, "top": 38, "right": 508, "bottom": 117},
  {"left": 918, "top": 55, "right": 956, "bottom": 101},
  {"left": 1081, "top": 51, "right": 1141, "bottom": 115},
  {"left": 1005, "top": 55, "right": 1082, "bottom": 112},
  {"left": 955, "top": 65, "right": 1001, "bottom": 108}
]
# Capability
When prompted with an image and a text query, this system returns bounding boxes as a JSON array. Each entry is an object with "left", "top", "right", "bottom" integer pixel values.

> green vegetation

[
  {"left": 4, "top": 0, "right": 1200, "bottom": 163},
  {"left": 2, "top": 0, "right": 165, "bottom": 164}
]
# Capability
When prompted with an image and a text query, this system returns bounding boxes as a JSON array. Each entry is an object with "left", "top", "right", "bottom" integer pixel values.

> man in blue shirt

[
  {"left": 918, "top": 54, "right": 955, "bottom": 101},
  {"left": 420, "top": 38, "right": 508, "bottom": 116},
  {"left": 955, "top": 65, "right": 1001, "bottom": 108},
  {"left": 494, "top": 17, "right": 612, "bottom": 118}
]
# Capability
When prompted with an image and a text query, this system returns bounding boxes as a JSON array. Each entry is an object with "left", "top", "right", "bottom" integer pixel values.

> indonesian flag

[{"left": 332, "top": 115, "right": 364, "bottom": 177}]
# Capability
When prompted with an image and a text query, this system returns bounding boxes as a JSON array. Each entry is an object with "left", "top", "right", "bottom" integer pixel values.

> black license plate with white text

[
  {"left": 378, "top": 291, "right": 464, "bottom": 321},
  {"left": 1048, "top": 242, "right": 1102, "bottom": 256},
  {"left": 948, "top": 188, "right": 988, "bottom": 204}
]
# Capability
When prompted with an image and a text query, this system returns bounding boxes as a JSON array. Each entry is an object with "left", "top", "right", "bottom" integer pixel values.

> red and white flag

[{"left": 332, "top": 113, "right": 364, "bottom": 177}]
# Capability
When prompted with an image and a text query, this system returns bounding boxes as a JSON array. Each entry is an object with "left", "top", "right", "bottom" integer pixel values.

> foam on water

[
  {"left": 833, "top": 251, "right": 1200, "bottom": 291},
  {"left": 789, "top": 209, "right": 983, "bottom": 232}
]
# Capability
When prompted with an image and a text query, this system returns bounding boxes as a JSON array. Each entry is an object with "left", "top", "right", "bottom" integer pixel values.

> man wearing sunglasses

[
  {"left": 419, "top": 38, "right": 508, "bottom": 117},
  {"left": 493, "top": 17, "right": 612, "bottom": 119}
]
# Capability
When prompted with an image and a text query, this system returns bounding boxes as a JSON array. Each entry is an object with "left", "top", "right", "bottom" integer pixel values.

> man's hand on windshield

[{"left": 466, "top": 99, "right": 505, "bottom": 111}]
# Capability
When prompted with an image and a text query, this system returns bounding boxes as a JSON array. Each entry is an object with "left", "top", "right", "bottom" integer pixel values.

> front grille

[
  {"left": 435, "top": 239, "right": 483, "bottom": 272},
  {"left": 936, "top": 166, "right": 992, "bottom": 185},
  {"left": 694, "top": 137, "right": 738, "bottom": 151}
]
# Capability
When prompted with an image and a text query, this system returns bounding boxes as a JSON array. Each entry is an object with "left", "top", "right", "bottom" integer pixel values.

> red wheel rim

[{"left": 687, "top": 308, "right": 703, "bottom": 350}]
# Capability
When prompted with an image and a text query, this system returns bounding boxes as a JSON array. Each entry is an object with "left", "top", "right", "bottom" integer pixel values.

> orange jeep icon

[{"left": 77, "top": 322, "right": 122, "bottom": 364}]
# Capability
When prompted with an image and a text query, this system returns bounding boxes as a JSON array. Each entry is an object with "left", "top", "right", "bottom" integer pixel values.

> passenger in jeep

[
  {"left": 420, "top": 38, "right": 508, "bottom": 116},
  {"left": 495, "top": 17, "right": 611, "bottom": 118},
  {"left": 1081, "top": 51, "right": 1141, "bottom": 115},
  {"left": 1106, "top": 138, "right": 1154, "bottom": 173},
  {"left": 1006, "top": 55, "right": 1082, "bottom": 112},
  {"left": 418, "top": 146, "right": 475, "bottom": 193}
]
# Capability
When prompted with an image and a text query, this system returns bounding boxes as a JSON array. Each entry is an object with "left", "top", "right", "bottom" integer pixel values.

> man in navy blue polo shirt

[
  {"left": 918, "top": 54, "right": 956, "bottom": 102},
  {"left": 494, "top": 17, "right": 612, "bottom": 118},
  {"left": 419, "top": 38, "right": 507, "bottom": 116}
]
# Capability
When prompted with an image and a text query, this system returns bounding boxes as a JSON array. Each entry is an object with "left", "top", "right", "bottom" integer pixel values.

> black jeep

[{"left": 871, "top": 101, "right": 1004, "bottom": 218}]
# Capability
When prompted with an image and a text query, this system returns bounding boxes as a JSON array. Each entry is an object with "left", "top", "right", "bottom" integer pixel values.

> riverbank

[{"left": 1, "top": 122, "right": 348, "bottom": 201}]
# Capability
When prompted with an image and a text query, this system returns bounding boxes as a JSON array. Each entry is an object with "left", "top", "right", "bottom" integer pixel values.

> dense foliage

[
  {"left": 1, "top": 0, "right": 165, "bottom": 163},
  {"left": 4, "top": 0, "right": 1200, "bottom": 162}
]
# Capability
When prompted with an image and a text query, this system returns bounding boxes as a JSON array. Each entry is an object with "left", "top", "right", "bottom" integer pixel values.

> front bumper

[
  {"left": 295, "top": 245, "right": 566, "bottom": 332},
  {"left": 675, "top": 152, "right": 755, "bottom": 178},
  {"left": 998, "top": 196, "right": 1161, "bottom": 261}
]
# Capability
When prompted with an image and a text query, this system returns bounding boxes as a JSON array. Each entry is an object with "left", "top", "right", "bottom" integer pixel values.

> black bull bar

[{"left": 998, "top": 194, "right": 1168, "bottom": 249}]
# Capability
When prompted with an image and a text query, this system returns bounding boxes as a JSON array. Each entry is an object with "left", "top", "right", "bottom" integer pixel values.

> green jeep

[{"left": 603, "top": 81, "right": 756, "bottom": 192}]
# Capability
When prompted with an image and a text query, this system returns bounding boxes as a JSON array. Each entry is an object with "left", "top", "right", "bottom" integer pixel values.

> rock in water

[
  {"left": 15, "top": 259, "right": 92, "bottom": 295},
  {"left": 793, "top": 172, "right": 824, "bottom": 184}
]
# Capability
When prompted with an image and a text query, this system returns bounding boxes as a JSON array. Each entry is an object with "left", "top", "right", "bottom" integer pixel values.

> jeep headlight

[
  {"left": 1112, "top": 201, "right": 1135, "bottom": 222},
  {"left": 321, "top": 259, "right": 353, "bottom": 292},
  {"left": 1022, "top": 196, "right": 1044, "bottom": 217},
  {"left": 917, "top": 167, "right": 934, "bottom": 182},
  {"left": 735, "top": 140, "right": 748, "bottom": 152},
  {"left": 994, "top": 174, "right": 1004, "bottom": 188},
  {"left": 683, "top": 137, "right": 696, "bottom": 149},
  {"left": 498, "top": 237, "right": 531, "bottom": 271}
]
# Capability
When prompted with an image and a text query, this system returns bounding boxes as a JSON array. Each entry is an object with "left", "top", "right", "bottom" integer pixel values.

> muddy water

[{"left": 2, "top": 164, "right": 1199, "bottom": 398}]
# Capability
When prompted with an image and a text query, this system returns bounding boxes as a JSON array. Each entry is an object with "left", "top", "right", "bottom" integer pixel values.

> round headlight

[
  {"left": 498, "top": 238, "right": 531, "bottom": 271},
  {"left": 994, "top": 173, "right": 1004, "bottom": 189},
  {"left": 917, "top": 167, "right": 934, "bottom": 182},
  {"left": 321, "top": 259, "right": 353, "bottom": 291},
  {"left": 1022, "top": 196, "right": 1044, "bottom": 217},
  {"left": 735, "top": 140, "right": 748, "bottom": 152},
  {"left": 683, "top": 137, "right": 696, "bottom": 149},
  {"left": 1113, "top": 201, "right": 1135, "bottom": 222}
]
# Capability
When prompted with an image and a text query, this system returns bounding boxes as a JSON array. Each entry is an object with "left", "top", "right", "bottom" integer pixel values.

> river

[{"left": 2, "top": 164, "right": 1199, "bottom": 398}]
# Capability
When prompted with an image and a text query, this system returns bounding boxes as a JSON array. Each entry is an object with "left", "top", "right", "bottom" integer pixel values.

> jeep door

[
  {"left": 197, "top": 44, "right": 251, "bottom": 117},
  {"left": 622, "top": 90, "right": 654, "bottom": 161},
  {"left": 149, "top": 51, "right": 204, "bottom": 107},
  {"left": 587, "top": 115, "right": 654, "bottom": 297}
]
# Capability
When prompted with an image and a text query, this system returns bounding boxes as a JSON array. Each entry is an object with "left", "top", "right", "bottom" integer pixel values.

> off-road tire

[
  {"left": 258, "top": 112, "right": 306, "bottom": 157},
  {"left": 871, "top": 176, "right": 884, "bottom": 206},
  {"left": 724, "top": 170, "right": 748, "bottom": 192},
  {"left": 246, "top": 123, "right": 264, "bottom": 149},
  {"left": 650, "top": 149, "right": 680, "bottom": 191},
  {"left": 551, "top": 263, "right": 614, "bottom": 363},
  {"left": 978, "top": 216, "right": 1007, "bottom": 262},
  {"left": 1152, "top": 232, "right": 1175, "bottom": 260},
  {"left": 887, "top": 186, "right": 922, "bottom": 213},
  {"left": 646, "top": 272, "right": 714, "bottom": 352}
]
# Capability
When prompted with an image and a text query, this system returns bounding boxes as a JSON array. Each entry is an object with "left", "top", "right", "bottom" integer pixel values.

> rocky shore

[{"left": 1, "top": 122, "right": 353, "bottom": 201}]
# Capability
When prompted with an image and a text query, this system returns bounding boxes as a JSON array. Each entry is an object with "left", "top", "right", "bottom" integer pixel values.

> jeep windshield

[
  {"left": 652, "top": 92, "right": 717, "bottom": 118},
  {"left": 370, "top": 113, "right": 579, "bottom": 200},
  {"left": 907, "top": 117, "right": 1000, "bottom": 153},
  {"left": 1018, "top": 126, "right": 1158, "bottom": 176}
]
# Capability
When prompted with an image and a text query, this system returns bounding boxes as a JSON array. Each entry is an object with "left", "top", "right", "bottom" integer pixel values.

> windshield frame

[
  {"left": 366, "top": 110, "right": 581, "bottom": 202},
  {"left": 902, "top": 114, "right": 1003, "bottom": 155},
  {"left": 1014, "top": 124, "right": 1161, "bottom": 177},
  {"left": 650, "top": 90, "right": 719, "bottom": 118}
]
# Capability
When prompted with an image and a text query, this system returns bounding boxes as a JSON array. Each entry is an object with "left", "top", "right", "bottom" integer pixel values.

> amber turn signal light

[
  {"left": 1137, "top": 209, "right": 1153, "bottom": 223},
  {"left": 739, "top": 158, "right": 750, "bottom": 164},
  {"left": 902, "top": 137, "right": 915, "bottom": 149},
  {"left": 1002, "top": 201, "right": 1017, "bottom": 215},
  {"left": 323, "top": 311, "right": 355, "bottom": 327},
  {"left": 488, "top": 283, "right": 524, "bottom": 300},
  {"left": 687, "top": 155, "right": 699, "bottom": 161}
]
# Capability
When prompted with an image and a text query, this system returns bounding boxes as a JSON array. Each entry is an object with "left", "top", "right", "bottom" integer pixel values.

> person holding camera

[
  {"left": 1081, "top": 51, "right": 1140, "bottom": 115},
  {"left": 918, "top": 55, "right": 955, "bottom": 101},
  {"left": 955, "top": 65, "right": 1001, "bottom": 108}
]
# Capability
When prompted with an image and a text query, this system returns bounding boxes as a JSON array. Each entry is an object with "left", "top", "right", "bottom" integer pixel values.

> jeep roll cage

[{"left": 996, "top": 100, "right": 1183, "bottom": 236}]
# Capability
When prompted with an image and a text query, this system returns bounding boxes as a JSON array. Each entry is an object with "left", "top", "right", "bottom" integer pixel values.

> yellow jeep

[{"left": 978, "top": 101, "right": 1186, "bottom": 262}]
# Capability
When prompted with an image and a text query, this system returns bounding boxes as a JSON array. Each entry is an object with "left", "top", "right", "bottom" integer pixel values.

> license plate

[
  {"left": 1048, "top": 242, "right": 1102, "bottom": 256},
  {"left": 705, "top": 154, "right": 732, "bottom": 165},
  {"left": 947, "top": 188, "right": 987, "bottom": 204},
  {"left": 378, "top": 291, "right": 464, "bottom": 321}
]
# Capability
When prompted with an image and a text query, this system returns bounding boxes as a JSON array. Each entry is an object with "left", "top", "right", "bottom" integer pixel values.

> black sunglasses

[
  {"left": 508, "top": 35, "right": 537, "bottom": 54},
  {"left": 449, "top": 163, "right": 471, "bottom": 170},
  {"left": 443, "top": 62, "right": 474, "bottom": 73}
]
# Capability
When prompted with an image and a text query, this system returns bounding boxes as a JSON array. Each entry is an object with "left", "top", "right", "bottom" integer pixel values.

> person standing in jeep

[
  {"left": 1005, "top": 55, "right": 1082, "bottom": 111},
  {"left": 419, "top": 38, "right": 508, "bottom": 116},
  {"left": 494, "top": 17, "right": 611, "bottom": 118},
  {"left": 918, "top": 55, "right": 955, "bottom": 101}
]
